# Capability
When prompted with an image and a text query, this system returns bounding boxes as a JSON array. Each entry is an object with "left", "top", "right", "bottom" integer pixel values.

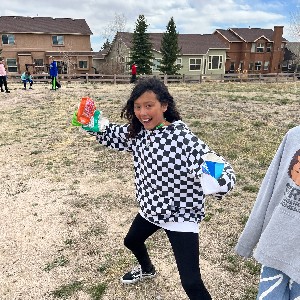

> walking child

[
  {"left": 0, "top": 59, "right": 10, "bottom": 93},
  {"left": 235, "top": 126, "right": 300, "bottom": 299},
  {"left": 72, "top": 77, "right": 236, "bottom": 300},
  {"left": 49, "top": 57, "right": 60, "bottom": 90}
]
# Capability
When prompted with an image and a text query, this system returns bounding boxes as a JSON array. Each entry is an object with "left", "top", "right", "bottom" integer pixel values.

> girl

[
  {"left": 73, "top": 77, "right": 236, "bottom": 300},
  {"left": 235, "top": 127, "right": 300, "bottom": 300}
]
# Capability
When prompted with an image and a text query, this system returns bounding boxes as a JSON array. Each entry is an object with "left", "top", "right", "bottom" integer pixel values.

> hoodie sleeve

[
  {"left": 234, "top": 135, "right": 287, "bottom": 258},
  {"left": 187, "top": 137, "right": 236, "bottom": 199},
  {"left": 89, "top": 123, "right": 133, "bottom": 152}
]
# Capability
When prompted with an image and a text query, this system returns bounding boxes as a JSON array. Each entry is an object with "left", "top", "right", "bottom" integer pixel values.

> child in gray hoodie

[{"left": 235, "top": 126, "right": 300, "bottom": 299}]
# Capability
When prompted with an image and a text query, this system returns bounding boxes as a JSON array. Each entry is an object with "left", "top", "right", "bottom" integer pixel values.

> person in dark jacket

[{"left": 49, "top": 57, "right": 60, "bottom": 90}]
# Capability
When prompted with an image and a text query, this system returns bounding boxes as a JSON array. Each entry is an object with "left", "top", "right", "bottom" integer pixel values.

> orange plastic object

[{"left": 77, "top": 97, "right": 96, "bottom": 125}]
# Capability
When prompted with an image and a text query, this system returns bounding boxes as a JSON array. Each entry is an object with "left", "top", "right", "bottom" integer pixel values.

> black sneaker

[{"left": 121, "top": 265, "right": 156, "bottom": 284}]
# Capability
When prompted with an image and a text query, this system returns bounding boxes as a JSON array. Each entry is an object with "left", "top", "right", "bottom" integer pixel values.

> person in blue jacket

[{"left": 49, "top": 57, "right": 60, "bottom": 90}]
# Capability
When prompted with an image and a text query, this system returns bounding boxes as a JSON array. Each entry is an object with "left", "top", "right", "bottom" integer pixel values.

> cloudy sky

[{"left": 1, "top": 0, "right": 299, "bottom": 51}]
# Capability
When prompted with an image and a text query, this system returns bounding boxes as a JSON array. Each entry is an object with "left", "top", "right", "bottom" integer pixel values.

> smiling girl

[{"left": 73, "top": 77, "right": 235, "bottom": 300}]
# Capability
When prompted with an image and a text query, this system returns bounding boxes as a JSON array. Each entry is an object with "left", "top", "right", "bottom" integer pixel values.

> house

[
  {"left": 214, "top": 26, "right": 287, "bottom": 74},
  {"left": 98, "top": 32, "right": 229, "bottom": 76},
  {"left": 282, "top": 42, "right": 300, "bottom": 72},
  {"left": 0, "top": 16, "right": 94, "bottom": 75}
]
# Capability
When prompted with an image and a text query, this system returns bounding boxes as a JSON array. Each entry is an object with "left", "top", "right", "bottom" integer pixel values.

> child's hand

[{"left": 82, "top": 110, "right": 101, "bottom": 132}]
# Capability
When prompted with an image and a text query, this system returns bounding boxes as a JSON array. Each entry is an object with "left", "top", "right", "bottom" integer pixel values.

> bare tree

[
  {"left": 102, "top": 13, "right": 128, "bottom": 75},
  {"left": 289, "top": 10, "right": 300, "bottom": 70},
  {"left": 102, "top": 13, "right": 127, "bottom": 44}
]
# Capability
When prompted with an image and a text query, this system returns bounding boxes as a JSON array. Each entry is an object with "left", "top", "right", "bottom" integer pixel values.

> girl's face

[{"left": 133, "top": 91, "right": 168, "bottom": 130}]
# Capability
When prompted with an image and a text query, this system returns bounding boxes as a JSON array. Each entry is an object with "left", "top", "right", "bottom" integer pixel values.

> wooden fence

[{"left": 8, "top": 72, "right": 300, "bottom": 84}]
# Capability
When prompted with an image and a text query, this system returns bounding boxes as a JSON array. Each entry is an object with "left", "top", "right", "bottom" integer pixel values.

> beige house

[
  {"left": 98, "top": 32, "right": 229, "bottom": 76},
  {"left": 0, "top": 16, "right": 94, "bottom": 75}
]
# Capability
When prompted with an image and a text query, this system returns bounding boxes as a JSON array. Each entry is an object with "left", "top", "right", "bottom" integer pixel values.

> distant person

[
  {"left": 0, "top": 59, "right": 10, "bottom": 93},
  {"left": 235, "top": 126, "right": 300, "bottom": 299},
  {"left": 49, "top": 57, "right": 60, "bottom": 90},
  {"left": 130, "top": 63, "right": 137, "bottom": 83},
  {"left": 21, "top": 71, "right": 33, "bottom": 90}
]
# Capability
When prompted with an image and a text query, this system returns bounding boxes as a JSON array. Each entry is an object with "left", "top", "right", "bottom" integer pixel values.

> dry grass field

[{"left": 0, "top": 81, "right": 299, "bottom": 300}]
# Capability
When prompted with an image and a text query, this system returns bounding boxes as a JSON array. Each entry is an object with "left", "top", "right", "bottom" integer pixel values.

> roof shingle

[{"left": 0, "top": 16, "right": 92, "bottom": 35}]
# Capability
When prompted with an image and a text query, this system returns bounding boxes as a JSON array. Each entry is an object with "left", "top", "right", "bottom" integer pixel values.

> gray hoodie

[{"left": 235, "top": 125, "right": 300, "bottom": 284}]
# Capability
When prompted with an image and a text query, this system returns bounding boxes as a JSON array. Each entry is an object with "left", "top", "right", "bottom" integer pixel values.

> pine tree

[
  {"left": 101, "top": 39, "right": 111, "bottom": 51},
  {"left": 159, "top": 17, "right": 182, "bottom": 75},
  {"left": 129, "top": 15, "right": 154, "bottom": 75}
]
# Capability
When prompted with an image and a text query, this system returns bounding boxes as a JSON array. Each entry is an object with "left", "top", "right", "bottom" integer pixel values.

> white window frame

[
  {"left": 256, "top": 43, "right": 264, "bottom": 53},
  {"left": 78, "top": 60, "right": 88, "bottom": 69},
  {"left": 255, "top": 61, "right": 262, "bottom": 71},
  {"left": 208, "top": 55, "right": 223, "bottom": 70},
  {"left": 152, "top": 58, "right": 162, "bottom": 72},
  {"left": 2, "top": 34, "right": 15, "bottom": 45},
  {"left": 264, "top": 61, "right": 269, "bottom": 71},
  {"left": 52, "top": 35, "right": 64, "bottom": 45},
  {"left": 176, "top": 58, "right": 182, "bottom": 68},
  {"left": 189, "top": 58, "right": 201, "bottom": 71},
  {"left": 266, "top": 43, "right": 272, "bottom": 52},
  {"left": 6, "top": 58, "right": 18, "bottom": 72}
]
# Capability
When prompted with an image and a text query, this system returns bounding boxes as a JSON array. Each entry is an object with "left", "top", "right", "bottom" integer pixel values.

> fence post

[
  {"left": 200, "top": 74, "right": 202, "bottom": 84},
  {"left": 182, "top": 74, "right": 185, "bottom": 83},
  {"left": 114, "top": 74, "right": 117, "bottom": 84},
  {"left": 86, "top": 73, "right": 89, "bottom": 83},
  {"left": 164, "top": 74, "right": 167, "bottom": 85}
]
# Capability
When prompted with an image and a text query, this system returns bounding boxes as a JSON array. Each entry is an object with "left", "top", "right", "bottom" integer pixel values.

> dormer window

[
  {"left": 52, "top": 35, "right": 64, "bottom": 45},
  {"left": 2, "top": 34, "right": 15, "bottom": 45},
  {"left": 256, "top": 43, "right": 264, "bottom": 52}
]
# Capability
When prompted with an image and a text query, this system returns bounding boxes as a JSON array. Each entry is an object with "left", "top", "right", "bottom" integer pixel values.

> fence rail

[{"left": 8, "top": 72, "right": 300, "bottom": 84}]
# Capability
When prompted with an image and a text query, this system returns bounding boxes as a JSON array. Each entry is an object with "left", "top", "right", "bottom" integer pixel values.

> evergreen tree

[
  {"left": 159, "top": 17, "right": 182, "bottom": 75},
  {"left": 129, "top": 15, "right": 154, "bottom": 75},
  {"left": 101, "top": 39, "right": 111, "bottom": 51}
]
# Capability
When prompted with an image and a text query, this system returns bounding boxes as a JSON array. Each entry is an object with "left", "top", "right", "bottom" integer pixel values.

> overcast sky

[{"left": 1, "top": 0, "right": 299, "bottom": 51}]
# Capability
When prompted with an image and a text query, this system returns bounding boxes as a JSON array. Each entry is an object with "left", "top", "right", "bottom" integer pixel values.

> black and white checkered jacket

[{"left": 92, "top": 120, "right": 235, "bottom": 224}]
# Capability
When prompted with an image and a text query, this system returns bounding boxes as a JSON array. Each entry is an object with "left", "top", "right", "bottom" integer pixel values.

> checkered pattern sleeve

[
  {"left": 89, "top": 123, "right": 133, "bottom": 152},
  {"left": 187, "top": 136, "right": 236, "bottom": 199}
]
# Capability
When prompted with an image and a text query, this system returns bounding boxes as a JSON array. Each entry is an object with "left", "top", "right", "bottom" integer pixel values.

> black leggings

[{"left": 124, "top": 214, "right": 212, "bottom": 300}]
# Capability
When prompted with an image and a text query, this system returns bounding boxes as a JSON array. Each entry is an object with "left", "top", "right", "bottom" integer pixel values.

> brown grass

[{"left": 0, "top": 81, "right": 299, "bottom": 300}]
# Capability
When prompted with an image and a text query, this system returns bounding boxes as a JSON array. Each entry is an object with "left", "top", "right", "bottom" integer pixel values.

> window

[
  {"left": 2, "top": 34, "right": 15, "bottom": 45},
  {"left": 6, "top": 59, "right": 18, "bottom": 72},
  {"left": 34, "top": 59, "right": 44, "bottom": 66},
  {"left": 229, "top": 62, "right": 235, "bottom": 72},
  {"left": 78, "top": 61, "right": 88, "bottom": 69},
  {"left": 266, "top": 43, "right": 272, "bottom": 52},
  {"left": 208, "top": 55, "right": 223, "bottom": 69},
  {"left": 249, "top": 62, "right": 254, "bottom": 71},
  {"left": 255, "top": 61, "right": 262, "bottom": 71},
  {"left": 256, "top": 43, "right": 264, "bottom": 53},
  {"left": 189, "top": 58, "right": 201, "bottom": 70},
  {"left": 251, "top": 43, "right": 256, "bottom": 53},
  {"left": 52, "top": 35, "right": 64, "bottom": 45},
  {"left": 176, "top": 58, "right": 182, "bottom": 68},
  {"left": 264, "top": 61, "right": 269, "bottom": 71},
  {"left": 152, "top": 58, "right": 161, "bottom": 72}
]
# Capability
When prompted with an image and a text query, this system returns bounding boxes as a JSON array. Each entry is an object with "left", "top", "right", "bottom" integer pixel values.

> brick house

[
  {"left": 0, "top": 16, "right": 94, "bottom": 75},
  {"left": 99, "top": 32, "right": 229, "bottom": 76},
  {"left": 214, "top": 26, "right": 287, "bottom": 73}
]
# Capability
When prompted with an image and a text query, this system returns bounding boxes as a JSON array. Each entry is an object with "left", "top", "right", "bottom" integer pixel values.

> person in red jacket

[{"left": 130, "top": 63, "right": 137, "bottom": 83}]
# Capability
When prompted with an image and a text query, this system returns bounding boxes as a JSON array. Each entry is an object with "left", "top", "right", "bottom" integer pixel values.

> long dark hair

[{"left": 121, "top": 77, "right": 181, "bottom": 138}]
